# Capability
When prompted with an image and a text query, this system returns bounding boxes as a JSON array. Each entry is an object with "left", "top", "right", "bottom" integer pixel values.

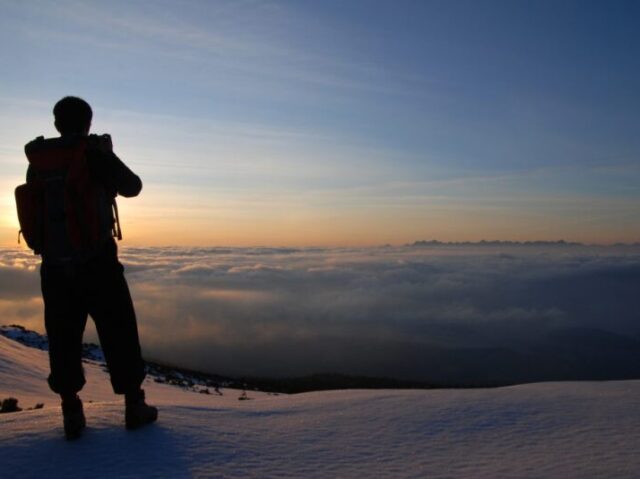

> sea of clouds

[{"left": 1, "top": 244, "right": 639, "bottom": 383}]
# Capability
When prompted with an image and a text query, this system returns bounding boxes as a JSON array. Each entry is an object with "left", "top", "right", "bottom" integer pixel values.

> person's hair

[{"left": 53, "top": 96, "right": 93, "bottom": 135}]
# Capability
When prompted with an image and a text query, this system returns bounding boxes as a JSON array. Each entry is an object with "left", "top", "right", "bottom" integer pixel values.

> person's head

[{"left": 53, "top": 96, "right": 93, "bottom": 136}]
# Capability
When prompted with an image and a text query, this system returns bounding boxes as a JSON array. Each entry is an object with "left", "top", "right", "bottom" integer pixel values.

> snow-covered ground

[{"left": 1, "top": 334, "right": 639, "bottom": 478}]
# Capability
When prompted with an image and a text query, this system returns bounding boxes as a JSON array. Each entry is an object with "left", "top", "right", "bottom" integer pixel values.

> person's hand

[
  {"left": 88, "top": 133, "right": 113, "bottom": 152},
  {"left": 100, "top": 134, "right": 113, "bottom": 151}
]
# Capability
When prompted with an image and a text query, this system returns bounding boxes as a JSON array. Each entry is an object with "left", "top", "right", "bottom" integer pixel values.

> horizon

[
  {"left": 1, "top": 1, "right": 640, "bottom": 246},
  {"left": 4, "top": 238, "right": 640, "bottom": 251}
]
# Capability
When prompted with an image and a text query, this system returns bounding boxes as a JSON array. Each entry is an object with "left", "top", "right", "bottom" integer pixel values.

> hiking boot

[
  {"left": 125, "top": 389, "right": 158, "bottom": 430},
  {"left": 61, "top": 395, "right": 86, "bottom": 440}
]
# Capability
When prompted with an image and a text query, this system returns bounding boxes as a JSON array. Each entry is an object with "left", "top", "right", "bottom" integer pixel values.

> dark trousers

[{"left": 41, "top": 254, "right": 146, "bottom": 395}]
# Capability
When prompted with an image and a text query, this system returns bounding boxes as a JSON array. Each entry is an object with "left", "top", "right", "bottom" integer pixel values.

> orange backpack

[{"left": 15, "top": 136, "right": 122, "bottom": 261}]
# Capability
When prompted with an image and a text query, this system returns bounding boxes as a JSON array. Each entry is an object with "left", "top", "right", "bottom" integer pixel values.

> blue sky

[{"left": 0, "top": 0, "right": 639, "bottom": 245}]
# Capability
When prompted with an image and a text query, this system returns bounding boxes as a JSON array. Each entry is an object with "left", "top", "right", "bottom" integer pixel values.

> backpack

[{"left": 15, "top": 135, "right": 122, "bottom": 262}]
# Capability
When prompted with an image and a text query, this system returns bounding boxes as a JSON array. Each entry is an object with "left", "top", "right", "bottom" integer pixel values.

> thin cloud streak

[{"left": 7, "top": 0, "right": 417, "bottom": 98}]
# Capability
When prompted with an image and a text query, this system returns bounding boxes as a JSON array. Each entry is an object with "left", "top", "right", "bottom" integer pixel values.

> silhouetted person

[{"left": 21, "top": 96, "right": 157, "bottom": 439}]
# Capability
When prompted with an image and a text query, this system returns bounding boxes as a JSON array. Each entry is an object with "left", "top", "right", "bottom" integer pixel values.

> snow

[{"left": 1, "top": 334, "right": 640, "bottom": 478}]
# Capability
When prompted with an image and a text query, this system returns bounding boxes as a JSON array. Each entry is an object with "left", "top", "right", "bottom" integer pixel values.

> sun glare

[{"left": 1, "top": 194, "right": 20, "bottom": 231}]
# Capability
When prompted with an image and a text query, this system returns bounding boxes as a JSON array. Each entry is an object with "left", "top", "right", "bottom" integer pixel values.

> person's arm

[
  {"left": 88, "top": 149, "right": 143, "bottom": 198},
  {"left": 108, "top": 151, "right": 143, "bottom": 198}
]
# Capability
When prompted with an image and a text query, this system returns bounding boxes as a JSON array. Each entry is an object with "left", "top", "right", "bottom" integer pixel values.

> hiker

[{"left": 16, "top": 96, "right": 157, "bottom": 439}]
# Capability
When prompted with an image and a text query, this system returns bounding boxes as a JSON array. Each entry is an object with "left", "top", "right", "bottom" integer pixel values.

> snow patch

[{"left": 1, "top": 331, "right": 640, "bottom": 477}]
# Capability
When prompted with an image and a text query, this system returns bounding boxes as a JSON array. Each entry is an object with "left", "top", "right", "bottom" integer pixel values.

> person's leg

[
  {"left": 41, "top": 263, "right": 88, "bottom": 439},
  {"left": 85, "top": 258, "right": 146, "bottom": 395},
  {"left": 41, "top": 264, "right": 88, "bottom": 395},
  {"left": 86, "top": 257, "right": 157, "bottom": 428}
]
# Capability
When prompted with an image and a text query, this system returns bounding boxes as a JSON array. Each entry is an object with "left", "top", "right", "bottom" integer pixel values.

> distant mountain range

[{"left": 409, "top": 240, "right": 640, "bottom": 247}]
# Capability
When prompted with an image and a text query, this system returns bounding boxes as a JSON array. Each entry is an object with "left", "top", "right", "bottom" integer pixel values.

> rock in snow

[{"left": 1, "top": 333, "right": 640, "bottom": 478}]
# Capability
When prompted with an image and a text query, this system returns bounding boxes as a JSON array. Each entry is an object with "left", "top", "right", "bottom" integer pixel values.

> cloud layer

[{"left": 2, "top": 245, "right": 640, "bottom": 382}]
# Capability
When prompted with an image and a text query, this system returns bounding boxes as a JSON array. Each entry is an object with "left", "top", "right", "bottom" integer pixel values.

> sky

[{"left": 0, "top": 0, "right": 639, "bottom": 246}]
